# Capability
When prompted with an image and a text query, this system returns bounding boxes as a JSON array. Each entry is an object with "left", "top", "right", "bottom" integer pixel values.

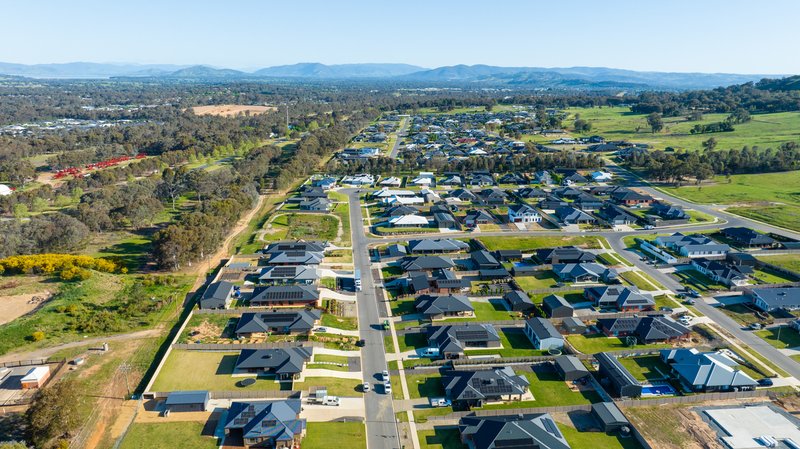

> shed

[
  {"left": 561, "top": 317, "right": 587, "bottom": 334},
  {"left": 20, "top": 366, "right": 50, "bottom": 389},
  {"left": 591, "top": 402, "right": 630, "bottom": 432},
  {"left": 554, "top": 355, "right": 589, "bottom": 381},
  {"left": 542, "top": 294, "right": 574, "bottom": 318},
  {"left": 595, "top": 352, "right": 641, "bottom": 398},
  {"left": 166, "top": 390, "right": 211, "bottom": 412},
  {"left": 524, "top": 318, "right": 564, "bottom": 351},
  {"left": 503, "top": 290, "right": 535, "bottom": 313}
]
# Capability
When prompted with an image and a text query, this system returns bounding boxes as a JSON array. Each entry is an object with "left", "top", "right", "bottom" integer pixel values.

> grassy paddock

[{"left": 120, "top": 421, "right": 218, "bottom": 449}]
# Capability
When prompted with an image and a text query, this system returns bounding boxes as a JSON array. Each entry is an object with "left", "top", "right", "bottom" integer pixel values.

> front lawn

[
  {"left": 674, "top": 269, "right": 727, "bottom": 292},
  {"left": 304, "top": 422, "right": 366, "bottom": 449},
  {"left": 320, "top": 313, "right": 358, "bottom": 331},
  {"left": 566, "top": 334, "right": 672, "bottom": 354},
  {"left": 418, "top": 428, "right": 465, "bottom": 449},
  {"left": 470, "top": 300, "right": 518, "bottom": 321},
  {"left": 398, "top": 332, "right": 429, "bottom": 352},
  {"left": 390, "top": 297, "right": 417, "bottom": 316},
  {"left": 405, "top": 372, "right": 445, "bottom": 399},
  {"left": 120, "top": 422, "right": 218, "bottom": 449},
  {"left": 558, "top": 421, "right": 642, "bottom": 449},
  {"left": 619, "top": 270, "right": 661, "bottom": 291}
]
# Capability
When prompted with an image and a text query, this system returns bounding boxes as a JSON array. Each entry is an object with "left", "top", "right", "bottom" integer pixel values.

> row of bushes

[{"left": 0, "top": 254, "right": 121, "bottom": 277}]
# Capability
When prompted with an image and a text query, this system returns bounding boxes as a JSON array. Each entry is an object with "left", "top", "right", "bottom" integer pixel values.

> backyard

[
  {"left": 514, "top": 271, "right": 561, "bottom": 290},
  {"left": 479, "top": 236, "right": 603, "bottom": 251},
  {"left": 120, "top": 421, "right": 218, "bottom": 449},
  {"left": 150, "top": 350, "right": 282, "bottom": 392},
  {"left": 617, "top": 355, "right": 672, "bottom": 382},
  {"left": 566, "top": 334, "right": 672, "bottom": 354}
]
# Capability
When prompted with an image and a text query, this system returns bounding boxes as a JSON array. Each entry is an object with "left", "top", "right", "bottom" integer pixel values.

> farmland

[{"left": 191, "top": 104, "right": 276, "bottom": 116}]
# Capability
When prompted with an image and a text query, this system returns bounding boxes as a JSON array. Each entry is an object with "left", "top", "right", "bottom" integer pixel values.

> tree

[
  {"left": 687, "top": 110, "right": 704, "bottom": 121},
  {"left": 31, "top": 197, "right": 48, "bottom": 213},
  {"left": 574, "top": 119, "right": 592, "bottom": 133},
  {"left": 26, "top": 379, "right": 82, "bottom": 448},
  {"left": 702, "top": 137, "right": 718, "bottom": 152},
  {"left": 12, "top": 203, "right": 28, "bottom": 220},
  {"left": 646, "top": 113, "right": 664, "bottom": 133}
]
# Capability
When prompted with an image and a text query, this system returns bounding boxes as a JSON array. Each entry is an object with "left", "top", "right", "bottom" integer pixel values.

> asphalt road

[
  {"left": 388, "top": 118, "right": 410, "bottom": 159},
  {"left": 348, "top": 190, "right": 400, "bottom": 449}
]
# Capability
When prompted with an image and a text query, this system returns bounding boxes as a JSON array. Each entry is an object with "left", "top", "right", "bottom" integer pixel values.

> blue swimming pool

[{"left": 641, "top": 384, "right": 676, "bottom": 396}]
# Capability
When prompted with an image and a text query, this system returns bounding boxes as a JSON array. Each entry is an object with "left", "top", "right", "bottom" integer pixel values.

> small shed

[
  {"left": 20, "top": 366, "right": 50, "bottom": 389},
  {"left": 562, "top": 317, "right": 587, "bottom": 334},
  {"left": 165, "top": 390, "right": 210, "bottom": 412},
  {"left": 503, "top": 290, "right": 535, "bottom": 313},
  {"left": 554, "top": 355, "right": 589, "bottom": 381},
  {"left": 542, "top": 294, "right": 574, "bottom": 318},
  {"left": 591, "top": 402, "right": 630, "bottom": 432}
]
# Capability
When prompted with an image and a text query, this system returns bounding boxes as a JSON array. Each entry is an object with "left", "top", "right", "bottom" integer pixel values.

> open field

[
  {"left": 191, "top": 104, "right": 276, "bottom": 116},
  {"left": 660, "top": 170, "right": 800, "bottom": 231},
  {"left": 120, "top": 421, "right": 218, "bottom": 449},
  {"left": 563, "top": 107, "right": 800, "bottom": 151},
  {"left": 304, "top": 422, "right": 366, "bottom": 449}
]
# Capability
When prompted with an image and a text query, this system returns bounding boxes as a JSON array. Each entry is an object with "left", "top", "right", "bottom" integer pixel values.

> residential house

[
  {"left": 493, "top": 250, "right": 522, "bottom": 261},
  {"left": 469, "top": 174, "right": 495, "bottom": 187},
  {"left": 650, "top": 202, "right": 690, "bottom": 221},
  {"left": 691, "top": 258, "right": 752, "bottom": 287},
  {"left": 661, "top": 348, "right": 757, "bottom": 392},
  {"left": 249, "top": 285, "right": 320, "bottom": 307},
  {"left": 384, "top": 205, "right": 419, "bottom": 217},
  {"left": 591, "top": 171, "right": 614, "bottom": 182},
  {"left": 379, "top": 176, "right": 403, "bottom": 187},
  {"left": 433, "top": 212, "right": 458, "bottom": 229},
  {"left": 561, "top": 317, "right": 587, "bottom": 334},
  {"left": 554, "top": 206, "right": 597, "bottom": 225},
  {"left": 610, "top": 188, "right": 654, "bottom": 206},
  {"left": 235, "top": 310, "right": 322, "bottom": 337},
  {"left": 450, "top": 188, "right": 477, "bottom": 202},
  {"left": 477, "top": 188, "right": 508, "bottom": 205},
  {"left": 407, "top": 238, "right": 470, "bottom": 254},
  {"left": 389, "top": 214, "right": 430, "bottom": 227},
  {"left": 440, "top": 174, "right": 464, "bottom": 186},
  {"left": 596, "top": 203, "right": 638, "bottom": 226},
  {"left": 426, "top": 323, "right": 501, "bottom": 359},
  {"left": 299, "top": 197, "right": 331, "bottom": 212},
  {"left": 463, "top": 209, "right": 496, "bottom": 227},
  {"left": 554, "top": 355, "right": 589, "bottom": 381},
  {"left": 508, "top": 203, "right": 541, "bottom": 223},
  {"left": 340, "top": 173, "right": 375, "bottom": 186},
  {"left": 266, "top": 251, "right": 324, "bottom": 266},
  {"left": 471, "top": 250, "right": 501, "bottom": 269},
  {"left": 498, "top": 173, "right": 527, "bottom": 184},
  {"left": 258, "top": 265, "right": 319, "bottom": 285},
  {"left": 458, "top": 413, "right": 571, "bottom": 449},
  {"left": 401, "top": 256, "right": 456, "bottom": 272},
  {"left": 722, "top": 227, "right": 777, "bottom": 248},
  {"left": 311, "top": 177, "right": 337, "bottom": 190},
  {"left": 749, "top": 287, "right": 800, "bottom": 312},
  {"left": 200, "top": 281, "right": 235, "bottom": 309},
  {"left": 511, "top": 263, "right": 538, "bottom": 277},
  {"left": 224, "top": 400, "right": 306, "bottom": 449},
  {"left": 537, "top": 246, "right": 597, "bottom": 264},
  {"left": 515, "top": 187, "right": 547, "bottom": 199},
  {"left": 597, "top": 316, "right": 691, "bottom": 343},
  {"left": 533, "top": 170, "right": 554, "bottom": 185},
  {"left": 654, "top": 233, "right": 730, "bottom": 258},
  {"left": 552, "top": 187, "right": 584, "bottom": 200},
  {"left": 726, "top": 252, "right": 759, "bottom": 268},
  {"left": 561, "top": 172, "right": 588, "bottom": 186},
  {"left": 573, "top": 193, "right": 604, "bottom": 211},
  {"left": 585, "top": 286, "right": 655, "bottom": 312},
  {"left": 234, "top": 347, "right": 312, "bottom": 380},
  {"left": 542, "top": 294, "right": 574, "bottom": 318},
  {"left": 415, "top": 294, "right": 474, "bottom": 320},
  {"left": 443, "top": 368, "right": 529, "bottom": 408},
  {"left": 539, "top": 195, "right": 569, "bottom": 210},
  {"left": 263, "top": 241, "right": 326, "bottom": 254},
  {"left": 552, "top": 263, "right": 618, "bottom": 283},
  {"left": 429, "top": 269, "right": 472, "bottom": 293},
  {"left": 298, "top": 186, "right": 327, "bottom": 199},
  {"left": 595, "top": 352, "right": 642, "bottom": 398},
  {"left": 503, "top": 290, "right": 535, "bottom": 313},
  {"left": 524, "top": 317, "right": 564, "bottom": 351}
]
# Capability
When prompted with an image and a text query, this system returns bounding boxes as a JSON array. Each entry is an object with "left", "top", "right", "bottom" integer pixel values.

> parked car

[
  {"left": 363, "top": 382, "right": 371, "bottom": 392},
  {"left": 429, "top": 398, "right": 452, "bottom": 407},
  {"left": 749, "top": 323, "right": 763, "bottom": 330},
  {"left": 382, "top": 370, "right": 390, "bottom": 382},
  {"left": 356, "top": 339, "right": 366, "bottom": 347},
  {"left": 660, "top": 307, "right": 673, "bottom": 313},
  {"left": 315, "top": 327, "right": 328, "bottom": 333},
  {"left": 384, "top": 382, "right": 392, "bottom": 394},
  {"left": 757, "top": 378, "right": 774, "bottom": 387}
]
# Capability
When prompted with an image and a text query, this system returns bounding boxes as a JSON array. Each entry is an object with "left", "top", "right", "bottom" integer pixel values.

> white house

[
  {"left": 372, "top": 188, "right": 417, "bottom": 199},
  {"left": 381, "top": 196, "right": 425, "bottom": 206},
  {"left": 341, "top": 174, "right": 375, "bottom": 186},
  {"left": 0, "top": 184, "right": 12, "bottom": 196},
  {"left": 508, "top": 204, "right": 541, "bottom": 223},
  {"left": 468, "top": 148, "right": 488, "bottom": 156},
  {"left": 379, "top": 176, "right": 403, "bottom": 187},
  {"left": 389, "top": 214, "right": 430, "bottom": 227},
  {"left": 591, "top": 171, "right": 614, "bottom": 182}
]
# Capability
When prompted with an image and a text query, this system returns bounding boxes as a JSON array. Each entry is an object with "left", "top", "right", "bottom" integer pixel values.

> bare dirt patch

[
  {"left": 0, "top": 291, "right": 53, "bottom": 325},
  {"left": 191, "top": 104, "right": 276, "bottom": 117}
]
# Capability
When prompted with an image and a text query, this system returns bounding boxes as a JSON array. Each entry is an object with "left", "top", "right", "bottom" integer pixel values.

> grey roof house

[
  {"left": 661, "top": 348, "right": 757, "bottom": 392},
  {"left": 595, "top": 352, "right": 641, "bottom": 398},
  {"left": 200, "top": 281, "right": 235, "bottom": 310},
  {"left": 250, "top": 285, "right": 320, "bottom": 307},
  {"left": 235, "top": 310, "right": 322, "bottom": 336},
  {"left": 524, "top": 317, "right": 564, "bottom": 351},
  {"left": 415, "top": 294, "right": 474, "bottom": 320},
  {"left": 542, "top": 294, "right": 573, "bottom": 318},
  {"left": 224, "top": 400, "right": 306, "bottom": 449},
  {"left": 234, "top": 347, "right": 313, "bottom": 380},
  {"left": 458, "top": 413, "right": 571, "bottom": 449},
  {"left": 444, "top": 367, "right": 530, "bottom": 408},
  {"left": 426, "top": 323, "right": 501, "bottom": 359}
]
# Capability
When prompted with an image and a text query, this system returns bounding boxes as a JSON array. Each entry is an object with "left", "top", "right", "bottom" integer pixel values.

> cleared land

[
  {"left": 660, "top": 170, "right": 800, "bottom": 232},
  {"left": 191, "top": 104, "right": 276, "bottom": 116}
]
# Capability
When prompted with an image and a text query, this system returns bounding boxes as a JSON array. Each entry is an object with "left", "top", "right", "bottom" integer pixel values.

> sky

[{"left": 1, "top": 0, "right": 798, "bottom": 74}]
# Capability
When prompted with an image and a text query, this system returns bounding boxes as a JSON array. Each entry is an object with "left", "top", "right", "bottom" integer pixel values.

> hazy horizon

[{"left": 1, "top": 0, "right": 799, "bottom": 74}]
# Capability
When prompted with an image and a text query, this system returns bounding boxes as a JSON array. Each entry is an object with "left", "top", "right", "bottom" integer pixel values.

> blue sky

[{"left": 2, "top": 0, "right": 798, "bottom": 74}]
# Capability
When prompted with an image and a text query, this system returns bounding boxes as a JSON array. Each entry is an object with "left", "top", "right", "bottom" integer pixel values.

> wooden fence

[{"left": 172, "top": 342, "right": 323, "bottom": 351}]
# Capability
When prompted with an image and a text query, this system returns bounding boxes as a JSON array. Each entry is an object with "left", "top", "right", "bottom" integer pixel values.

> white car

[
  {"left": 384, "top": 381, "right": 392, "bottom": 394},
  {"left": 363, "top": 382, "right": 371, "bottom": 392},
  {"left": 382, "top": 370, "right": 390, "bottom": 382}
]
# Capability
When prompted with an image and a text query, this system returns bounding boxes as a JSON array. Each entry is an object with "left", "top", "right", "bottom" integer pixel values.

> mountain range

[{"left": 0, "top": 61, "right": 787, "bottom": 90}]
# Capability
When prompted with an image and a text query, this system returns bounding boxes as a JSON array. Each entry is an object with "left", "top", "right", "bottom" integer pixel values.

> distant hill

[
  {"left": 0, "top": 62, "right": 189, "bottom": 79},
  {"left": 756, "top": 75, "right": 800, "bottom": 91},
  {"left": 399, "top": 65, "right": 775, "bottom": 89},
  {"left": 164, "top": 65, "right": 245, "bottom": 78},
  {"left": 253, "top": 63, "right": 426, "bottom": 78}
]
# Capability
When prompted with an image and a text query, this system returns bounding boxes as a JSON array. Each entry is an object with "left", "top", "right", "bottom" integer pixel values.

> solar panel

[{"left": 542, "top": 417, "right": 560, "bottom": 436}]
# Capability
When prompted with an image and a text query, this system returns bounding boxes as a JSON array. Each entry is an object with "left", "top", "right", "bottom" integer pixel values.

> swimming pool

[{"left": 641, "top": 384, "right": 676, "bottom": 396}]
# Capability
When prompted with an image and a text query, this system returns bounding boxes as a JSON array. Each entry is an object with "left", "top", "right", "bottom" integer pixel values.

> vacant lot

[
  {"left": 191, "top": 104, "right": 276, "bottom": 116},
  {"left": 150, "top": 350, "right": 282, "bottom": 392},
  {"left": 120, "top": 421, "right": 217, "bottom": 449},
  {"left": 758, "top": 255, "right": 800, "bottom": 274},
  {"left": 566, "top": 334, "right": 672, "bottom": 354},
  {"left": 304, "top": 422, "right": 366, "bottom": 449},
  {"left": 755, "top": 326, "right": 800, "bottom": 349},
  {"left": 660, "top": 170, "right": 800, "bottom": 231}
]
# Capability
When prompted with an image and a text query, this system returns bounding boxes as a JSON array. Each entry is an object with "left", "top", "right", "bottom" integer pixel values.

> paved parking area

[
  {"left": 300, "top": 397, "right": 365, "bottom": 421},
  {"left": 0, "top": 366, "right": 38, "bottom": 405}
]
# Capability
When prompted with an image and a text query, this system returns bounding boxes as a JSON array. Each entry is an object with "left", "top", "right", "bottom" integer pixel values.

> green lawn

[
  {"left": 467, "top": 328, "right": 546, "bottom": 358},
  {"left": 758, "top": 255, "right": 800, "bottom": 275},
  {"left": 331, "top": 202, "right": 351, "bottom": 246},
  {"left": 566, "top": 334, "right": 672, "bottom": 354},
  {"left": 282, "top": 213, "right": 339, "bottom": 241},
  {"left": 468, "top": 300, "right": 518, "bottom": 321},
  {"left": 479, "top": 236, "right": 603, "bottom": 251},
  {"left": 521, "top": 365, "right": 601, "bottom": 407},
  {"left": 558, "top": 420, "right": 643, "bottom": 449},
  {"left": 719, "top": 303, "right": 765, "bottom": 327},
  {"left": 619, "top": 270, "right": 661, "bottom": 291},
  {"left": 391, "top": 297, "right": 417, "bottom": 316},
  {"left": 617, "top": 355, "right": 672, "bottom": 382},
  {"left": 320, "top": 313, "right": 358, "bottom": 331},
  {"left": 674, "top": 269, "right": 727, "bottom": 292},
  {"left": 398, "top": 332, "right": 429, "bottom": 352},
  {"left": 120, "top": 422, "right": 218, "bottom": 449},
  {"left": 418, "top": 429, "right": 465, "bottom": 449},
  {"left": 405, "top": 372, "right": 445, "bottom": 399},
  {"left": 752, "top": 267, "right": 798, "bottom": 284},
  {"left": 304, "top": 422, "right": 366, "bottom": 449},
  {"left": 382, "top": 265, "right": 404, "bottom": 278},
  {"left": 291, "top": 376, "right": 363, "bottom": 396},
  {"left": 150, "top": 350, "right": 282, "bottom": 392},
  {"left": 755, "top": 326, "right": 800, "bottom": 349},
  {"left": 514, "top": 271, "right": 561, "bottom": 290}
]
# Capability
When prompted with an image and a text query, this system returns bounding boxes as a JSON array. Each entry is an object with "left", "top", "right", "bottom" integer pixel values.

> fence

[
  {"left": 615, "top": 388, "right": 772, "bottom": 407},
  {"left": 172, "top": 342, "right": 324, "bottom": 351},
  {"left": 0, "top": 359, "right": 67, "bottom": 407},
  {"left": 425, "top": 404, "right": 593, "bottom": 422},
  {"left": 0, "top": 358, "right": 52, "bottom": 368}
]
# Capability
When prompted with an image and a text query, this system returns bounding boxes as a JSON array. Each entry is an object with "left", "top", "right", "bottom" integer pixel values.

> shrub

[
  {"left": 60, "top": 266, "right": 92, "bottom": 282},
  {"left": 31, "top": 331, "right": 45, "bottom": 342}
]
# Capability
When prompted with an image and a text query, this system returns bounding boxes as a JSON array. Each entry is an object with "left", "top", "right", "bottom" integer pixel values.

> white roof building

[
  {"left": 0, "top": 184, "right": 12, "bottom": 196},
  {"left": 389, "top": 214, "right": 430, "bottom": 227}
]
